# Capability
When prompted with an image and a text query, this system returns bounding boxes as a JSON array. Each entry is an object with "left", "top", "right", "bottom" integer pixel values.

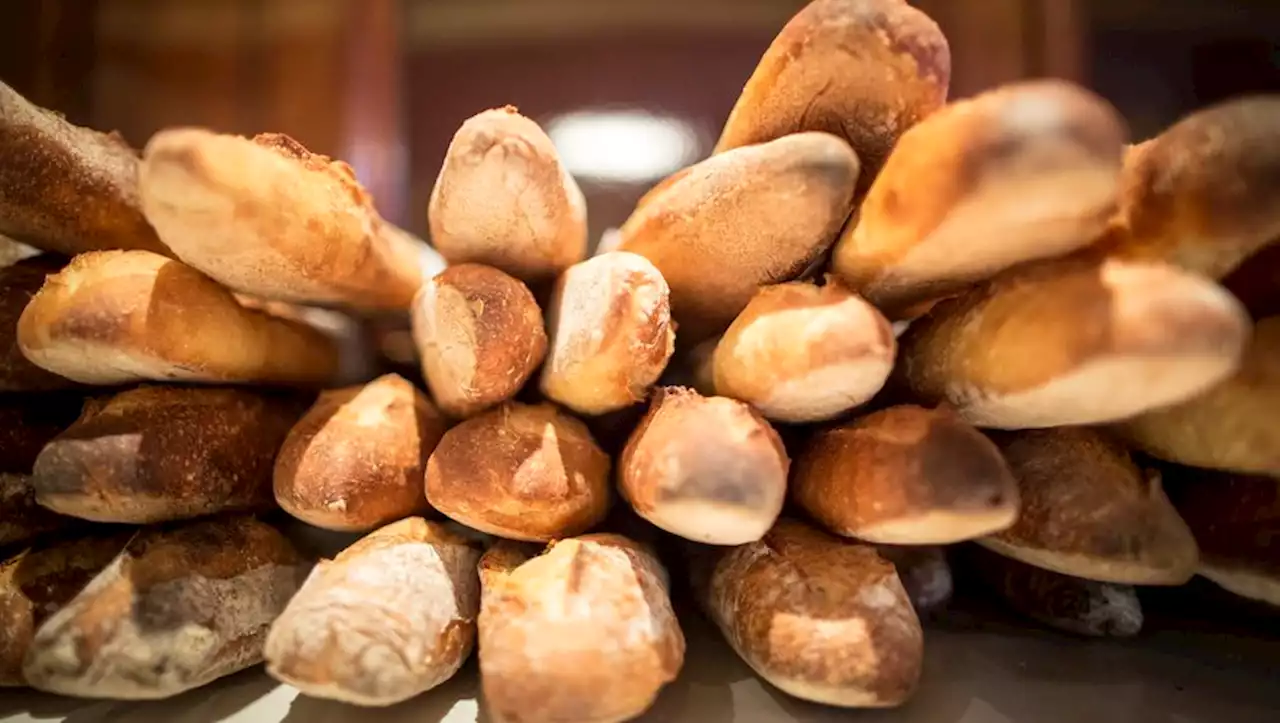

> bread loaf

[
  {"left": 1099, "top": 96, "right": 1280, "bottom": 279},
  {"left": 1, "top": 531, "right": 133, "bottom": 686},
  {"left": 691, "top": 519, "right": 923, "bottom": 708},
  {"left": 274, "top": 374, "right": 448, "bottom": 532},
  {"left": 713, "top": 0, "right": 949, "bottom": 196},
  {"left": 32, "top": 385, "right": 305, "bottom": 523},
  {"left": 139, "top": 129, "right": 423, "bottom": 310},
  {"left": 1223, "top": 243, "right": 1280, "bottom": 320},
  {"left": 876, "top": 545, "right": 953, "bottom": 616},
  {"left": 425, "top": 403, "right": 610, "bottom": 541},
  {"left": 22, "top": 515, "right": 309, "bottom": 699},
  {"left": 792, "top": 405, "right": 1018, "bottom": 544},
  {"left": 478, "top": 534, "right": 684, "bottom": 723},
  {"left": 699, "top": 279, "right": 894, "bottom": 423},
  {"left": 17, "top": 250, "right": 340, "bottom": 386},
  {"left": 264, "top": 518, "right": 481, "bottom": 705},
  {"left": 539, "top": 251, "right": 674, "bottom": 416},
  {"left": 893, "top": 255, "right": 1250, "bottom": 428},
  {"left": 978, "top": 428, "right": 1199, "bottom": 585},
  {"left": 410, "top": 264, "right": 547, "bottom": 419},
  {"left": 1113, "top": 315, "right": 1280, "bottom": 477},
  {"left": 832, "top": 80, "right": 1126, "bottom": 315},
  {"left": 619, "top": 387, "right": 788, "bottom": 545},
  {"left": 618, "top": 132, "right": 859, "bottom": 340},
  {"left": 0, "top": 82, "right": 169, "bottom": 257},
  {"left": 1, "top": 256, "right": 76, "bottom": 391},
  {"left": 0, "top": 474, "right": 79, "bottom": 549},
  {"left": 429, "top": 107, "right": 587, "bottom": 283}
]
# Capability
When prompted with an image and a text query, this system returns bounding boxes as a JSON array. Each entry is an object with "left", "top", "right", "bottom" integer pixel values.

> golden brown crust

[
  {"left": 709, "top": 278, "right": 895, "bottom": 422},
  {"left": 540, "top": 251, "right": 675, "bottom": 416},
  {"left": 693, "top": 519, "right": 923, "bottom": 708},
  {"left": 0, "top": 83, "right": 169, "bottom": 257},
  {"left": 429, "top": 107, "right": 587, "bottom": 283},
  {"left": 832, "top": 80, "right": 1126, "bottom": 314},
  {"left": 0, "top": 256, "right": 77, "bottom": 391},
  {"left": 32, "top": 385, "right": 306, "bottom": 524},
  {"left": 478, "top": 534, "right": 684, "bottom": 723},
  {"left": 792, "top": 405, "right": 1018, "bottom": 544},
  {"left": 1099, "top": 96, "right": 1280, "bottom": 279},
  {"left": 714, "top": 0, "right": 950, "bottom": 196},
  {"left": 425, "top": 403, "right": 611, "bottom": 541},
  {"left": 619, "top": 387, "right": 788, "bottom": 545},
  {"left": 16, "top": 250, "right": 340, "bottom": 386},
  {"left": 264, "top": 518, "right": 481, "bottom": 706},
  {"left": 22, "top": 515, "right": 309, "bottom": 700},
  {"left": 0, "top": 474, "right": 81, "bottom": 551},
  {"left": 1113, "top": 316, "right": 1280, "bottom": 476},
  {"left": 411, "top": 263, "right": 547, "bottom": 419},
  {"left": 618, "top": 132, "right": 859, "bottom": 340},
  {"left": 979, "top": 428, "right": 1199, "bottom": 585},
  {"left": 139, "top": 128, "right": 423, "bottom": 311}
]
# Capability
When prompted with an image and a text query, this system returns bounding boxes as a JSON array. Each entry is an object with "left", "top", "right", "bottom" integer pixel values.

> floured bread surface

[
  {"left": 22, "top": 515, "right": 310, "bottom": 700},
  {"left": 265, "top": 518, "right": 481, "bottom": 706},
  {"left": 478, "top": 534, "right": 684, "bottom": 723}
]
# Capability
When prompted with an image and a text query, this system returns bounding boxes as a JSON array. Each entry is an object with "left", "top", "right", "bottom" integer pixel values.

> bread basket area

[{"left": 1, "top": 1, "right": 1278, "bottom": 721}]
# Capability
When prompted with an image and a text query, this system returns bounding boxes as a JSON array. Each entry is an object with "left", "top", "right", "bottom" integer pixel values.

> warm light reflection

[{"left": 545, "top": 110, "right": 702, "bottom": 183}]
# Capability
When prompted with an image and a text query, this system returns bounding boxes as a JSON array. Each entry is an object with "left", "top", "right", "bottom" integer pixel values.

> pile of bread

[{"left": 2, "top": 0, "right": 1277, "bottom": 719}]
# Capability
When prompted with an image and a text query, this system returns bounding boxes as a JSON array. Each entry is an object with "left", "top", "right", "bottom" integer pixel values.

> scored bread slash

[
  {"left": 1099, "top": 96, "right": 1280, "bottom": 280},
  {"left": 619, "top": 387, "right": 788, "bottom": 546},
  {"left": 139, "top": 129, "right": 424, "bottom": 311},
  {"left": 714, "top": 0, "right": 950, "bottom": 196},
  {"left": 1, "top": 256, "right": 78, "bottom": 392},
  {"left": 16, "top": 250, "right": 340, "bottom": 386},
  {"left": 1112, "top": 315, "right": 1280, "bottom": 477},
  {"left": 698, "top": 278, "right": 895, "bottom": 423},
  {"left": 477, "top": 534, "right": 684, "bottom": 723},
  {"left": 540, "top": 251, "right": 675, "bottom": 416},
  {"left": 618, "top": 132, "right": 859, "bottom": 341},
  {"left": 22, "top": 515, "right": 310, "bottom": 700},
  {"left": 411, "top": 263, "right": 547, "bottom": 419},
  {"left": 893, "top": 255, "right": 1250, "bottom": 429},
  {"left": 31, "top": 385, "right": 306, "bottom": 524},
  {"left": 690, "top": 519, "right": 924, "bottom": 708},
  {"left": 273, "top": 374, "right": 448, "bottom": 532},
  {"left": 0, "top": 82, "right": 170, "bottom": 258},
  {"left": 429, "top": 107, "right": 587, "bottom": 283},
  {"left": 264, "top": 518, "right": 481, "bottom": 707},
  {"left": 792, "top": 405, "right": 1019, "bottom": 545},
  {"left": 977, "top": 428, "right": 1200, "bottom": 586},
  {"left": 425, "top": 402, "right": 611, "bottom": 542},
  {"left": 832, "top": 79, "right": 1127, "bottom": 317}
]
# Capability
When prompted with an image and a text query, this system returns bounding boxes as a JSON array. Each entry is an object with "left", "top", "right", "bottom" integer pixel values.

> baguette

[
  {"left": 0, "top": 475, "right": 79, "bottom": 549},
  {"left": 978, "top": 428, "right": 1199, "bottom": 585},
  {"left": 1112, "top": 315, "right": 1280, "bottom": 477},
  {"left": 699, "top": 279, "right": 894, "bottom": 423},
  {"left": 1223, "top": 243, "right": 1280, "bottom": 319},
  {"left": 32, "top": 385, "right": 305, "bottom": 524},
  {"left": 478, "top": 535, "right": 684, "bottom": 723},
  {"left": 0, "top": 531, "right": 134, "bottom": 686},
  {"left": 893, "top": 255, "right": 1250, "bottom": 428},
  {"left": 619, "top": 387, "right": 788, "bottom": 545},
  {"left": 792, "top": 405, "right": 1018, "bottom": 544},
  {"left": 410, "top": 264, "right": 547, "bottom": 418},
  {"left": 274, "top": 374, "right": 448, "bottom": 532},
  {"left": 428, "top": 107, "right": 587, "bottom": 283},
  {"left": 539, "top": 251, "right": 674, "bottom": 416},
  {"left": 1, "top": 256, "right": 76, "bottom": 391},
  {"left": 618, "top": 132, "right": 859, "bottom": 340},
  {"left": 16, "top": 249, "right": 340, "bottom": 386},
  {"left": 1099, "top": 97, "right": 1280, "bottom": 279},
  {"left": 139, "top": 129, "right": 423, "bottom": 310},
  {"left": 691, "top": 519, "right": 923, "bottom": 708},
  {"left": 264, "top": 518, "right": 481, "bottom": 706},
  {"left": 713, "top": 0, "right": 949, "bottom": 195},
  {"left": 425, "top": 402, "right": 610, "bottom": 541},
  {"left": 0, "top": 82, "right": 169, "bottom": 257},
  {"left": 876, "top": 545, "right": 953, "bottom": 616},
  {"left": 0, "top": 393, "right": 84, "bottom": 475},
  {"left": 23, "top": 515, "right": 309, "bottom": 699},
  {"left": 831, "top": 80, "right": 1126, "bottom": 315}
]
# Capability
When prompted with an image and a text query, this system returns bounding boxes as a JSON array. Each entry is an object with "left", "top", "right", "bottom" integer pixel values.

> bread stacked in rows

[{"left": 2, "top": 0, "right": 1278, "bottom": 719}]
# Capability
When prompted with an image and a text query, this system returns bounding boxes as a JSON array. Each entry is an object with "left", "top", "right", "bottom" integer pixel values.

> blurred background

[{"left": 3, "top": 0, "right": 1279, "bottom": 247}]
